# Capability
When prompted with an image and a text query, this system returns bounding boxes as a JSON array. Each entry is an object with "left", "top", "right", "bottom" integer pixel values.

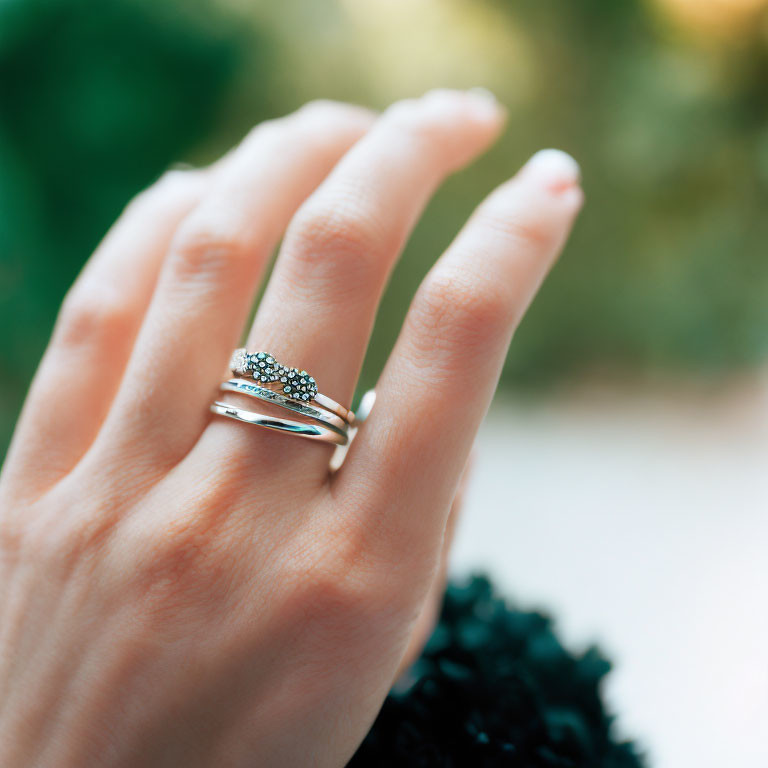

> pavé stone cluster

[{"left": 230, "top": 349, "right": 318, "bottom": 402}]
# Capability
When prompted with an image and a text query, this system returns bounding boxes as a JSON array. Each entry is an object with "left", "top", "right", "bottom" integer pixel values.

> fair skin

[{"left": 0, "top": 90, "right": 582, "bottom": 767}]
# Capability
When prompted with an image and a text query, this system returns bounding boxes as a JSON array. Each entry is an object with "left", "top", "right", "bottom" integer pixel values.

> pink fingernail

[{"left": 522, "top": 149, "right": 581, "bottom": 194}]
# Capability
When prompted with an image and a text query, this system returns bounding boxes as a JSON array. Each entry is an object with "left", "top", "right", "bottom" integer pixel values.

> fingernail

[
  {"left": 522, "top": 149, "right": 581, "bottom": 194},
  {"left": 465, "top": 86, "right": 504, "bottom": 120}
]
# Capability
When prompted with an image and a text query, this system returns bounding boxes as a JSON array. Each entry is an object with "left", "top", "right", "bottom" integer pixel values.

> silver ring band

[
  {"left": 210, "top": 402, "right": 348, "bottom": 445},
  {"left": 220, "top": 379, "right": 348, "bottom": 435},
  {"left": 313, "top": 393, "right": 354, "bottom": 425}
]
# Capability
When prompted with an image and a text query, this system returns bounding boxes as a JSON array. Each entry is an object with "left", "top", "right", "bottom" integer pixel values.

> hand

[{"left": 0, "top": 90, "right": 582, "bottom": 767}]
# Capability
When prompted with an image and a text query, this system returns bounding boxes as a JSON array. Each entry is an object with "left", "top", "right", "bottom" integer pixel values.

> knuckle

[
  {"left": 295, "top": 202, "right": 378, "bottom": 256},
  {"left": 286, "top": 199, "right": 389, "bottom": 285},
  {"left": 269, "top": 571, "right": 377, "bottom": 665},
  {"left": 304, "top": 567, "right": 372, "bottom": 619},
  {"left": 169, "top": 213, "right": 247, "bottom": 281},
  {"left": 480, "top": 202, "right": 558, "bottom": 254},
  {"left": 56, "top": 283, "right": 134, "bottom": 349},
  {"left": 312, "top": 519, "right": 415, "bottom": 616},
  {"left": 384, "top": 101, "right": 439, "bottom": 146},
  {"left": 129, "top": 522, "right": 241, "bottom": 629},
  {"left": 277, "top": 522, "right": 389, "bottom": 627},
  {"left": 142, "top": 532, "right": 216, "bottom": 595},
  {"left": 37, "top": 487, "right": 124, "bottom": 563},
  {"left": 381, "top": 94, "right": 463, "bottom": 150},
  {"left": 290, "top": 554, "right": 395, "bottom": 635},
  {"left": 49, "top": 515, "right": 115, "bottom": 569},
  {"left": 3, "top": 492, "right": 118, "bottom": 576},
  {"left": 409, "top": 268, "right": 510, "bottom": 356}
]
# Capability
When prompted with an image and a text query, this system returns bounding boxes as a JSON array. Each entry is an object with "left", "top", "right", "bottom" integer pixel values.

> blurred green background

[{"left": 2, "top": 0, "right": 768, "bottom": 458}]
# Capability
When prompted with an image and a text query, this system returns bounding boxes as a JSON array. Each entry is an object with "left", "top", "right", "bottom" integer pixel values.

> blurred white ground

[{"left": 450, "top": 375, "right": 768, "bottom": 768}]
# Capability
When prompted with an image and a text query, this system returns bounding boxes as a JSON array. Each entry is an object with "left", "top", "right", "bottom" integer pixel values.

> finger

[
  {"left": 337, "top": 149, "right": 583, "bottom": 568},
  {"left": 89, "top": 102, "right": 375, "bottom": 473},
  {"left": 2, "top": 171, "right": 206, "bottom": 496},
  {"left": 396, "top": 451, "right": 472, "bottom": 676},
  {"left": 244, "top": 89, "right": 505, "bottom": 424}
]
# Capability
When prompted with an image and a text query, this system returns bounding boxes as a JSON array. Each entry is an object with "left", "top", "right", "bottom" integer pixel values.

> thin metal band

[
  {"left": 313, "top": 393, "right": 354, "bottom": 425},
  {"left": 210, "top": 402, "right": 348, "bottom": 445},
  {"left": 221, "top": 379, "right": 348, "bottom": 434}
]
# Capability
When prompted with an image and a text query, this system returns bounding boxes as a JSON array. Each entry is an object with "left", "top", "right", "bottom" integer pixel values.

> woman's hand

[{"left": 0, "top": 90, "right": 582, "bottom": 767}]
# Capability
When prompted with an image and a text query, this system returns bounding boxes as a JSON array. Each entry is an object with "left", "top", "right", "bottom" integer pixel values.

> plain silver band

[
  {"left": 313, "top": 392, "right": 355, "bottom": 425},
  {"left": 210, "top": 402, "right": 348, "bottom": 445},
  {"left": 221, "top": 379, "right": 348, "bottom": 434},
  {"left": 231, "top": 349, "right": 354, "bottom": 424}
]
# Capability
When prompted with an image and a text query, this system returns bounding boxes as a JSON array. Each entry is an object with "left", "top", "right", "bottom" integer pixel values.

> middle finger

[{"left": 244, "top": 89, "right": 504, "bottom": 423}]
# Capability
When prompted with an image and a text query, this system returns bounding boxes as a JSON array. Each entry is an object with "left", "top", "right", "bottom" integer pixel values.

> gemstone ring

[{"left": 228, "top": 348, "right": 354, "bottom": 425}]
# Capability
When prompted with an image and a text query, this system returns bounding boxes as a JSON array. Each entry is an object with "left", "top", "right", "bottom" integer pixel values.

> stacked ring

[
  {"left": 210, "top": 349, "right": 355, "bottom": 445},
  {"left": 209, "top": 402, "right": 348, "bottom": 445}
]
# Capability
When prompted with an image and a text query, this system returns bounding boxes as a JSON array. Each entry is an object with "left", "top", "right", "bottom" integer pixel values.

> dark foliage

[{"left": 351, "top": 576, "right": 642, "bottom": 767}]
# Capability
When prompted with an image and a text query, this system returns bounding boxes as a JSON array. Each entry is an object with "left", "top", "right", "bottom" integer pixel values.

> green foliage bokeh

[{"left": 2, "top": 0, "right": 767, "bottom": 458}]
